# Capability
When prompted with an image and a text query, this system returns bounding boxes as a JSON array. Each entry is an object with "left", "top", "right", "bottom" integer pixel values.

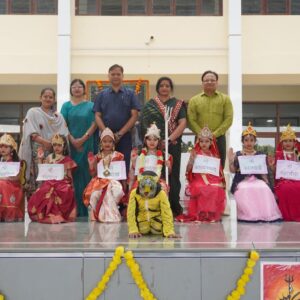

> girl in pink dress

[
  {"left": 228, "top": 123, "right": 282, "bottom": 222},
  {"left": 28, "top": 134, "right": 77, "bottom": 223},
  {"left": 274, "top": 125, "right": 300, "bottom": 221},
  {"left": 0, "top": 134, "right": 25, "bottom": 222},
  {"left": 177, "top": 126, "right": 226, "bottom": 222}
]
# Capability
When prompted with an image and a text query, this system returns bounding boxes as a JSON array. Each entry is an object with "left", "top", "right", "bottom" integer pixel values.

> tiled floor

[{"left": 1, "top": 204, "right": 300, "bottom": 252}]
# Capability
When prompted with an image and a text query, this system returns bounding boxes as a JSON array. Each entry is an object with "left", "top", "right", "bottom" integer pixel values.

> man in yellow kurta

[
  {"left": 127, "top": 171, "right": 178, "bottom": 238},
  {"left": 188, "top": 70, "right": 233, "bottom": 167}
]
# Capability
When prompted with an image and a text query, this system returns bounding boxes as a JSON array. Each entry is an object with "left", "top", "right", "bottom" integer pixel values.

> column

[{"left": 57, "top": 0, "right": 71, "bottom": 111}]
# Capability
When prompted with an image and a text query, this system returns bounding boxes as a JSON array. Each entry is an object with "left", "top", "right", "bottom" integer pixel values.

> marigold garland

[
  {"left": 86, "top": 246, "right": 156, "bottom": 300},
  {"left": 226, "top": 250, "right": 260, "bottom": 300},
  {"left": 0, "top": 294, "right": 4, "bottom": 300},
  {"left": 135, "top": 79, "right": 142, "bottom": 95},
  {"left": 96, "top": 80, "right": 103, "bottom": 92},
  {"left": 138, "top": 148, "right": 163, "bottom": 178}
]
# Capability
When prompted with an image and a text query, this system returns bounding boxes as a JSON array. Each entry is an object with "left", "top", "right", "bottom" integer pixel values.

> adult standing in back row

[
  {"left": 93, "top": 64, "right": 141, "bottom": 173},
  {"left": 187, "top": 70, "right": 233, "bottom": 167}
]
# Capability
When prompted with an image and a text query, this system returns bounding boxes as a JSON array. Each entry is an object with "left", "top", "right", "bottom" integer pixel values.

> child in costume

[
  {"left": 0, "top": 134, "right": 25, "bottom": 222},
  {"left": 228, "top": 123, "right": 282, "bottom": 222},
  {"left": 177, "top": 126, "right": 226, "bottom": 222},
  {"left": 128, "top": 123, "right": 171, "bottom": 193},
  {"left": 28, "top": 134, "right": 77, "bottom": 223},
  {"left": 273, "top": 125, "right": 300, "bottom": 221},
  {"left": 127, "top": 171, "right": 179, "bottom": 238},
  {"left": 83, "top": 128, "right": 124, "bottom": 222}
]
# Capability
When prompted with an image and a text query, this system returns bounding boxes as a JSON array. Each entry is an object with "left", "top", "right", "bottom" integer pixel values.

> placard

[
  {"left": 238, "top": 154, "right": 268, "bottom": 174},
  {"left": 37, "top": 164, "right": 64, "bottom": 181},
  {"left": 192, "top": 155, "right": 220, "bottom": 176},
  {"left": 0, "top": 162, "right": 20, "bottom": 177},
  {"left": 276, "top": 160, "right": 300, "bottom": 180},
  {"left": 134, "top": 155, "right": 158, "bottom": 176},
  {"left": 97, "top": 161, "right": 127, "bottom": 180}
]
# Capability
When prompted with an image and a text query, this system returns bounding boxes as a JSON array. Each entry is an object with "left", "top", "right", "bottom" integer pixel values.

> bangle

[{"left": 116, "top": 132, "right": 122, "bottom": 138}]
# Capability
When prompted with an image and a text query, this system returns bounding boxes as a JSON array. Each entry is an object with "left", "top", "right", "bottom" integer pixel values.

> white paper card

[
  {"left": 238, "top": 154, "right": 268, "bottom": 175},
  {"left": 98, "top": 161, "right": 127, "bottom": 180},
  {"left": 192, "top": 155, "right": 220, "bottom": 176},
  {"left": 0, "top": 162, "right": 20, "bottom": 177},
  {"left": 37, "top": 164, "right": 64, "bottom": 181},
  {"left": 134, "top": 155, "right": 158, "bottom": 176},
  {"left": 276, "top": 160, "right": 300, "bottom": 180}
]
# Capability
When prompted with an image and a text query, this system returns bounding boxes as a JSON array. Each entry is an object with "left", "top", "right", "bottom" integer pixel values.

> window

[
  {"left": 242, "top": 0, "right": 300, "bottom": 15},
  {"left": 0, "top": 0, "right": 57, "bottom": 15},
  {"left": 76, "top": 0, "right": 223, "bottom": 16}
]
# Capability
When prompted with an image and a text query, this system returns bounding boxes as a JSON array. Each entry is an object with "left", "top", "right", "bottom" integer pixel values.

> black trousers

[
  {"left": 216, "top": 135, "right": 226, "bottom": 168},
  {"left": 168, "top": 141, "right": 183, "bottom": 216}
]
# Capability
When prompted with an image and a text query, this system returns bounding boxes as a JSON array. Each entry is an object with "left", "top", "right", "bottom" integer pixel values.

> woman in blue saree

[{"left": 61, "top": 79, "right": 97, "bottom": 217}]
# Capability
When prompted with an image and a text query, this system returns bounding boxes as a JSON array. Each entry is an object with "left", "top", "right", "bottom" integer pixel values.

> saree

[
  {"left": 61, "top": 101, "right": 96, "bottom": 217},
  {"left": 19, "top": 107, "right": 69, "bottom": 194}
]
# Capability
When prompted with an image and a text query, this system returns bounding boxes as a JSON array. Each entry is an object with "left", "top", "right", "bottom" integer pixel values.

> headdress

[
  {"left": 100, "top": 127, "right": 115, "bottom": 141},
  {"left": 51, "top": 133, "right": 64, "bottom": 146},
  {"left": 242, "top": 122, "right": 257, "bottom": 137},
  {"left": 0, "top": 134, "right": 17, "bottom": 151},
  {"left": 280, "top": 124, "right": 297, "bottom": 142},
  {"left": 145, "top": 123, "right": 161, "bottom": 139},
  {"left": 198, "top": 126, "right": 213, "bottom": 140}
]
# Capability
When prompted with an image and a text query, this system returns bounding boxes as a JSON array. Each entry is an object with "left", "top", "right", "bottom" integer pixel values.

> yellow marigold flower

[
  {"left": 237, "top": 278, "right": 246, "bottom": 287},
  {"left": 124, "top": 250, "right": 134, "bottom": 260},
  {"left": 241, "top": 274, "right": 250, "bottom": 282},
  {"left": 236, "top": 286, "right": 245, "bottom": 295},
  {"left": 250, "top": 250, "right": 260, "bottom": 261},
  {"left": 115, "top": 246, "right": 125, "bottom": 257},
  {"left": 227, "top": 296, "right": 234, "bottom": 300},
  {"left": 231, "top": 290, "right": 241, "bottom": 299},
  {"left": 247, "top": 259, "right": 256, "bottom": 268},
  {"left": 244, "top": 267, "right": 253, "bottom": 275},
  {"left": 0, "top": 295, "right": 4, "bottom": 300}
]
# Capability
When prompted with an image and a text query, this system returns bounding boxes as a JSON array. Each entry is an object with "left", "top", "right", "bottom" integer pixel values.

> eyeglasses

[{"left": 202, "top": 80, "right": 217, "bottom": 83}]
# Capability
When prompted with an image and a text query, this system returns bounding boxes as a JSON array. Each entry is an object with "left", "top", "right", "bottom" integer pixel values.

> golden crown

[
  {"left": 198, "top": 126, "right": 213, "bottom": 140},
  {"left": 145, "top": 123, "right": 161, "bottom": 139},
  {"left": 280, "top": 124, "right": 296, "bottom": 142},
  {"left": 0, "top": 133, "right": 17, "bottom": 151},
  {"left": 242, "top": 122, "right": 257, "bottom": 137},
  {"left": 51, "top": 134, "right": 65, "bottom": 145}
]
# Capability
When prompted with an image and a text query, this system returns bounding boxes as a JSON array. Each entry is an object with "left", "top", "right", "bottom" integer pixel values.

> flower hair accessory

[
  {"left": 51, "top": 133, "right": 64, "bottom": 146},
  {"left": 280, "top": 124, "right": 296, "bottom": 142},
  {"left": 145, "top": 123, "right": 161, "bottom": 139},
  {"left": 101, "top": 127, "right": 115, "bottom": 141},
  {"left": 0, "top": 133, "right": 18, "bottom": 151},
  {"left": 198, "top": 126, "right": 213, "bottom": 140},
  {"left": 242, "top": 122, "right": 257, "bottom": 137}
]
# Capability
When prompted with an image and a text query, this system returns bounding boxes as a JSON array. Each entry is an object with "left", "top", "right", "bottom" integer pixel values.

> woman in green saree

[{"left": 61, "top": 79, "right": 97, "bottom": 218}]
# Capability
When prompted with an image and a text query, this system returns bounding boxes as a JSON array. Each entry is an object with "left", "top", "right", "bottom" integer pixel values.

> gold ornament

[
  {"left": 242, "top": 122, "right": 257, "bottom": 137},
  {"left": 0, "top": 134, "right": 17, "bottom": 151},
  {"left": 198, "top": 126, "right": 213, "bottom": 140},
  {"left": 51, "top": 134, "right": 64, "bottom": 146},
  {"left": 280, "top": 124, "right": 297, "bottom": 142}
]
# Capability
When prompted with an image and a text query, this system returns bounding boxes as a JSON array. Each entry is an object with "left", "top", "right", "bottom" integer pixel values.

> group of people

[{"left": 0, "top": 64, "right": 298, "bottom": 239}]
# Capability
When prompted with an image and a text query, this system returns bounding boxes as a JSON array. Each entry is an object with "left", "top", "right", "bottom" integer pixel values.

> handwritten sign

[
  {"left": 97, "top": 161, "right": 127, "bottom": 180},
  {"left": 192, "top": 155, "right": 220, "bottom": 176},
  {"left": 37, "top": 164, "right": 64, "bottom": 181},
  {"left": 0, "top": 162, "right": 20, "bottom": 177},
  {"left": 134, "top": 155, "right": 158, "bottom": 176},
  {"left": 238, "top": 155, "right": 268, "bottom": 175},
  {"left": 276, "top": 160, "right": 300, "bottom": 180}
]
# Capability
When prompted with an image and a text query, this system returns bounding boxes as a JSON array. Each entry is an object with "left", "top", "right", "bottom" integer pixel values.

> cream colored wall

[
  {"left": 242, "top": 16, "right": 300, "bottom": 78},
  {"left": 0, "top": 16, "right": 57, "bottom": 74}
]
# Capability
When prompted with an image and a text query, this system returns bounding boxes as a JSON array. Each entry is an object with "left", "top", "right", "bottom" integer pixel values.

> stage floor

[{"left": 1, "top": 208, "right": 300, "bottom": 252}]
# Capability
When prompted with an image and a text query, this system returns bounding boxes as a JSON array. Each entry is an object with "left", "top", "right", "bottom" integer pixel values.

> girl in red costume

[
  {"left": 0, "top": 134, "right": 25, "bottom": 222},
  {"left": 177, "top": 126, "right": 226, "bottom": 222},
  {"left": 28, "top": 134, "right": 77, "bottom": 223},
  {"left": 274, "top": 125, "right": 300, "bottom": 221}
]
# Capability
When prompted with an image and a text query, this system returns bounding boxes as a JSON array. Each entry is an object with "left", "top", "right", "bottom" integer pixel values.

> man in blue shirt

[{"left": 94, "top": 64, "right": 141, "bottom": 172}]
